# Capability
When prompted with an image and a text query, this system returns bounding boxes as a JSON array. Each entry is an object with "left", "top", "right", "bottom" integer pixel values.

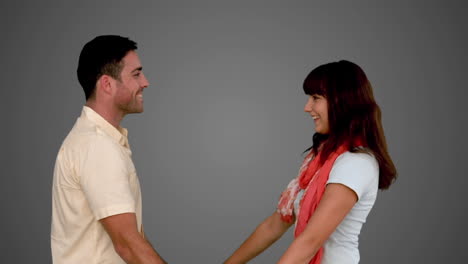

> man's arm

[{"left": 100, "top": 213, "right": 167, "bottom": 264}]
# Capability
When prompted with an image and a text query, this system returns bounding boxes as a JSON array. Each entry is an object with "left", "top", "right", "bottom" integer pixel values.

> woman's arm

[
  {"left": 277, "top": 183, "right": 358, "bottom": 264},
  {"left": 224, "top": 212, "right": 294, "bottom": 264}
]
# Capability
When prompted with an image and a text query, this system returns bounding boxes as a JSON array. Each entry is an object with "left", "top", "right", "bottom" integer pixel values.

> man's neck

[{"left": 85, "top": 101, "right": 123, "bottom": 129}]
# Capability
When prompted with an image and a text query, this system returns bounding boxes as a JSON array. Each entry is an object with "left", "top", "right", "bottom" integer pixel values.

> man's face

[{"left": 113, "top": 50, "right": 149, "bottom": 114}]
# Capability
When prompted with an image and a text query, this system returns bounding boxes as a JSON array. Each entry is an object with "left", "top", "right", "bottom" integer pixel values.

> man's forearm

[{"left": 116, "top": 234, "right": 167, "bottom": 264}]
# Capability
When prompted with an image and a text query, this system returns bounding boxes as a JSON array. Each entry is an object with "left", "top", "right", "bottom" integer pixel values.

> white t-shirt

[{"left": 294, "top": 151, "right": 379, "bottom": 264}]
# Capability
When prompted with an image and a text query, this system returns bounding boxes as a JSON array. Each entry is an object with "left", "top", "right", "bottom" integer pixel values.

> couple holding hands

[{"left": 51, "top": 35, "right": 396, "bottom": 264}]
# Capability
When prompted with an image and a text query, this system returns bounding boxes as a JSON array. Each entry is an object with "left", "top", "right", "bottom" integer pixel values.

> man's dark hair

[{"left": 77, "top": 35, "right": 137, "bottom": 100}]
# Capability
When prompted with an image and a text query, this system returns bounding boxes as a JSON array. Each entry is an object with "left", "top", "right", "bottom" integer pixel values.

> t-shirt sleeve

[
  {"left": 327, "top": 152, "right": 379, "bottom": 200},
  {"left": 80, "top": 136, "right": 136, "bottom": 220}
]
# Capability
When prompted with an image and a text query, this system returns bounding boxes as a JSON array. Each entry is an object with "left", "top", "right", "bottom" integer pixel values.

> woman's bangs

[{"left": 303, "top": 76, "right": 326, "bottom": 96}]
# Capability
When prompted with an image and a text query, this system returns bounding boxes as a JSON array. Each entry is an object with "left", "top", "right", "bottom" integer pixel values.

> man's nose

[{"left": 141, "top": 73, "right": 150, "bottom": 88}]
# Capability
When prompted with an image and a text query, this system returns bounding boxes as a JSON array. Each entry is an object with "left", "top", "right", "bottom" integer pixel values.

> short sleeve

[
  {"left": 327, "top": 152, "right": 379, "bottom": 200},
  {"left": 80, "top": 136, "right": 136, "bottom": 220}
]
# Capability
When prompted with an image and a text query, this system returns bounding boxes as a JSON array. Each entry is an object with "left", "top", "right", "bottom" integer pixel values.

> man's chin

[{"left": 124, "top": 108, "right": 144, "bottom": 115}]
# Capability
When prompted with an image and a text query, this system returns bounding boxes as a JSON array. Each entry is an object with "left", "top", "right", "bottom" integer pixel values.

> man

[{"left": 51, "top": 35, "right": 166, "bottom": 264}]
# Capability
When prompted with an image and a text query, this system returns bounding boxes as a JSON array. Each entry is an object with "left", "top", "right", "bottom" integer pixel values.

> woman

[{"left": 224, "top": 60, "right": 397, "bottom": 264}]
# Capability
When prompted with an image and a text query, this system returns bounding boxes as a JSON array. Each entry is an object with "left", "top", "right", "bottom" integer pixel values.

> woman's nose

[{"left": 304, "top": 98, "right": 312, "bottom": 112}]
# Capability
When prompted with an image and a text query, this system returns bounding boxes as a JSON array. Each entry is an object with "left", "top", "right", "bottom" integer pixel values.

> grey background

[{"left": 1, "top": 0, "right": 466, "bottom": 263}]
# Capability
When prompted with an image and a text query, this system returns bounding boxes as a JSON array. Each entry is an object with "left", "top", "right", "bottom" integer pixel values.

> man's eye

[{"left": 134, "top": 73, "right": 141, "bottom": 77}]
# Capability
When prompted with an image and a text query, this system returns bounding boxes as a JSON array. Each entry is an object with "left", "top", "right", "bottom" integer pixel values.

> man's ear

[{"left": 96, "top": 75, "right": 114, "bottom": 96}]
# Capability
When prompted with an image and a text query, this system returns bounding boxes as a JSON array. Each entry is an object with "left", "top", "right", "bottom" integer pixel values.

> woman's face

[{"left": 304, "top": 94, "right": 329, "bottom": 134}]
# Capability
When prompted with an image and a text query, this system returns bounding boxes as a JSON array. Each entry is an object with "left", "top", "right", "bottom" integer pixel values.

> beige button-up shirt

[{"left": 51, "top": 106, "right": 142, "bottom": 264}]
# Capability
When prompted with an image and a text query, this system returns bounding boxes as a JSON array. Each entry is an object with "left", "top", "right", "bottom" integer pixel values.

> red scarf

[{"left": 277, "top": 143, "right": 352, "bottom": 264}]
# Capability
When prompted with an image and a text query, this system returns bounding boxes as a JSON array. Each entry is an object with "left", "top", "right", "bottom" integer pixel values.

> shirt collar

[{"left": 81, "top": 106, "right": 130, "bottom": 148}]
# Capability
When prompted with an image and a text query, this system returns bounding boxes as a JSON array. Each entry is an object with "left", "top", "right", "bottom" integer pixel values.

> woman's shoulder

[
  {"left": 327, "top": 151, "right": 379, "bottom": 199},
  {"left": 335, "top": 151, "right": 378, "bottom": 169}
]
